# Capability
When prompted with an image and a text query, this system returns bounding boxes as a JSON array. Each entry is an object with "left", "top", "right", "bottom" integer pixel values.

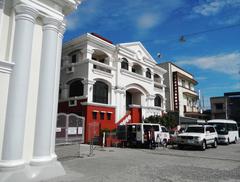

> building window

[
  {"left": 121, "top": 58, "right": 128, "bottom": 70},
  {"left": 154, "top": 74, "right": 161, "bottom": 82},
  {"left": 132, "top": 64, "right": 142, "bottom": 75},
  {"left": 69, "top": 80, "right": 84, "bottom": 97},
  {"left": 92, "top": 112, "right": 97, "bottom": 120},
  {"left": 182, "top": 80, "right": 185, "bottom": 87},
  {"left": 154, "top": 95, "right": 162, "bottom": 107},
  {"left": 215, "top": 103, "right": 223, "bottom": 110},
  {"left": 71, "top": 54, "right": 77, "bottom": 63},
  {"left": 69, "top": 100, "right": 77, "bottom": 107},
  {"left": 93, "top": 81, "right": 108, "bottom": 104},
  {"left": 107, "top": 113, "right": 111, "bottom": 120},
  {"left": 146, "top": 68, "right": 151, "bottom": 78},
  {"left": 184, "top": 105, "right": 187, "bottom": 113},
  {"left": 100, "top": 112, "right": 105, "bottom": 120}
]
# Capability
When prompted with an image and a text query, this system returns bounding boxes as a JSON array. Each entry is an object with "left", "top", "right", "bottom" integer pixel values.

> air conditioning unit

[{"left": 68, "top": 99, "right": 77, "bottom": 107}]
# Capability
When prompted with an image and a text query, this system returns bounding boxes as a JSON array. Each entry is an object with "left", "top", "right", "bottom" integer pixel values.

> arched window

[
  {"left": 154, "top": 95, "right": 162, "bottom": 107},
  {"left": 93, "top": 81, "right": 108, "bottom": 104},
  {"left": 121, "top": 58, "right": 128, "bottom": 70},
  {"left": 132, "top": 64, "right": 142, "bottom": 75},
  {"left": 69, "top": 80, "right": 84, "bottom": 97},
  {"left": 154, "top": 74, "right": 161, "bottom": 82},
  {"left": 146, "top": 68, "right": 151, "bottom": 78},
  {"left": 92, "top": 49, "right": 109, "bottom": 64}
]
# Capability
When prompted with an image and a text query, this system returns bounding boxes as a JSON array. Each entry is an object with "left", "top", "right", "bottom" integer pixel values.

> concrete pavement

[{"left": 47, "top": 142, "right": 240, "bottom": 182}]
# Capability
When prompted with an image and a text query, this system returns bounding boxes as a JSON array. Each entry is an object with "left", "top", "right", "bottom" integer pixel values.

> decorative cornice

[
  {"left": 92, "top": 68, "right": 113, "bottom": 78},
  {"left": 82, "top": 79, "right": 95, "bottom": 85},
  {"left": 0, "top": 60, "right": 15, "bottom": 74},
  {"left": 15, "top": 4, "right": 39, "bottom": 23},
  {"left": 58, "top": 21, "right": 66, "bottom": 38},
  {"left": 120, "top": 69, "right": 152, "bottom": 84},
  {"left": 81, "top": 102, "right": 116, "bottom": 108},
  {"left": 141, "top": 106, "right": 164, "bottom": 111},
  {"left": 43, "top": 17, "right": 61, "bottom": 32}
]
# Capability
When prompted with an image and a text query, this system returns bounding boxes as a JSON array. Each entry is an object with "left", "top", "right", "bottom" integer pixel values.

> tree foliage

[{"left": 143, "top": 113, "right": 178, "bottom": 129}]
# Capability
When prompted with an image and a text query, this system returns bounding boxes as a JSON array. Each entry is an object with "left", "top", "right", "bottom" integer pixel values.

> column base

[
  {"left": 0, "top": 160, "right": 25, "bottom": 171},
  {"left": 0, "top": 161, "right": 65, "bottom": 182},
  {"left": 30, "top": 154, "right": 57, "bottom": 166}
]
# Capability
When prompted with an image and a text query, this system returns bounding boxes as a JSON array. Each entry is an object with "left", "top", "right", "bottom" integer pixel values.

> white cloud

[
  {"left": 192, "top": 0, "right": 240, "bottom": 16},
  {"left": 176, "top": 52, "right": 240, "bottom": 76},
  {"left": 66, "top": 0, "right": 185, "bottom": 33},
  {"left": 137, "top": 13, "right": 161, "bottom": 30},
  {"left": 193, "top": 1, "right": 225, "bottom": 16}
]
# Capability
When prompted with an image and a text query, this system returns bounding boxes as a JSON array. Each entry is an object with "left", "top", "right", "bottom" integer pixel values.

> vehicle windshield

[
  {"left": 209, "top": 123, "right": 228, "bottom": 134},
  {"left": 185, "top": 127, "right": 204, "bottom": 133}
]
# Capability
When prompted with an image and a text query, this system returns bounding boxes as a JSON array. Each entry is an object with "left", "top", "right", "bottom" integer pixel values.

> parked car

[
  {"left": 177, "top": 125, "right": 218, "bottom": 150},
  {"left": 207, "top": 119, "right": 239, "bottom": 144},
  {"left": 168, "top": 129, "right": 178, "bottom": 145},
  {"left": 126, "top": 123, "right": 170, "bottom": 148}
]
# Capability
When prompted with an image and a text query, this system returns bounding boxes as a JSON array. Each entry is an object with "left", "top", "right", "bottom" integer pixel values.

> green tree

[{"left": 143, "top": 113, "right": 177, "bottom": 129}]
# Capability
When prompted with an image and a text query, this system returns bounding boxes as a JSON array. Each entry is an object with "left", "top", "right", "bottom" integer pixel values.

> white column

[
  {"left": 31, "top": 17, "right": 60, "bottom": 164},
  {"left": 0, "top": 4, "right": 38, "bottom": 167},
  {"left": 61, "top": 84, "right": 69, "bottom": 99},
  {"left": 115, "top": 90, "right": 120, "bottom": 121},
  {"left": 81, "top": 48, "right": 94, "bottom": 60},
  {"left": 50, "top": 22, "right": 66, "bottom": 159},
  {"left": 82, "top": 79, "right": 95, "bottom": 102}
]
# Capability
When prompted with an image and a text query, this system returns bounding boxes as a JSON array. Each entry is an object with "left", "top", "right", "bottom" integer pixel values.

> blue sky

[{"left": 64, "top": 0, "right": 240, "bottom": 109}]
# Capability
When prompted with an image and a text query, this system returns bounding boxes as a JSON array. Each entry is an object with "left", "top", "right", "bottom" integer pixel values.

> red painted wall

[
  {"left": 58, "top": 99, "right": 116, "bottom": 143},
  {"left": 85, "top": 105, "right": 116, "bottom": 143},
  {"left": 58, "top": 98, "right": 87, "bottom": 116},
  {"left": 130, "top": 107, "right": 142, "bottom": 123}
]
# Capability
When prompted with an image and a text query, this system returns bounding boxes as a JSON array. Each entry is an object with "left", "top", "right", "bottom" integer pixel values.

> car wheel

[
  {"left": 201, "top": 140, "right": 206, "bottom": 151},
  {"left": 227, "top": 138, "right": 230, "bottom": 145},
  {"left": 233, "top": 137, "right": 237, "bottom": 144},
  {"left": 212, "top": 139, "right": 217, "bottom": 148},
  {"left": 178, "top": 144, "right": 184, "bottom": 150}
]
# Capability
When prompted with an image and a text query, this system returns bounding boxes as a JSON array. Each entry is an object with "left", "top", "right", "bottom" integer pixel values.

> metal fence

[{"left": 56, "top": 113, "right": 85, "bottom": 144}]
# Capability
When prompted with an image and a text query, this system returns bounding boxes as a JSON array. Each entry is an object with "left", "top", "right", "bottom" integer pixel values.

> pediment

[{"left": 119, "top": 42, "right": 156, "bottom": 64}]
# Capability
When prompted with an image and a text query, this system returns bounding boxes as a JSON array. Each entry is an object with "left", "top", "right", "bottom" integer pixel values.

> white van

[
  {"left": 126, "top": 123, "right": 170, "bottom": 147},
  {"left": 207, "top": 119, "right": 239, "bottom": 144}
]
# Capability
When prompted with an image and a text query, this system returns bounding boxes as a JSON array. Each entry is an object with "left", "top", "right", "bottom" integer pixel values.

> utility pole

[{"left": 225, "top": 96, "right": 228, "bottom": 119}]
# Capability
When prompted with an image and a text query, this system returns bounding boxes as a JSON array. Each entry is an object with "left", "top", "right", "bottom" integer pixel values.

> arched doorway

[{"left": 125, "top": 88, "right": 143, "bottom": 110}]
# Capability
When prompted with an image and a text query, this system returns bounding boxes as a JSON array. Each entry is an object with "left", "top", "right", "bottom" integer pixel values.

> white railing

[{"left": 141, "top": 106, "right": 164, "bottom": 119}]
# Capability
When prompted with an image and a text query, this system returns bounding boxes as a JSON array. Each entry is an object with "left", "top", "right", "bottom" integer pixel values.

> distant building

[
  {"left": 210, "top": 92, "right": 240, "bottom": 126},
  {"left": 210, "top": 97, "right": 226, "bottom": 119},
  {"left": 58, "top": 33, "right": 167, "bottom": 142},
  {"left": 158, "top": 62, "right": 201, "bottom": 125}
]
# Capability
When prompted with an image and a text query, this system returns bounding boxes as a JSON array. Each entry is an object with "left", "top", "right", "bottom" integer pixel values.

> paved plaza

[{"left": 46, "top": 142, "right": 240, "bottom": 182}]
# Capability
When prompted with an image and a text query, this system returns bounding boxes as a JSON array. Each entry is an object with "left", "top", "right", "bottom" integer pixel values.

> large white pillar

[
  {"left": 31, "top": 17, "right": 60, "bottom": 164},
  {"left": 50, "top": 22, "right": 66, "bottom": 159},
  {"left": 0, "top": 4, "right": 39, "bottom": 167}
]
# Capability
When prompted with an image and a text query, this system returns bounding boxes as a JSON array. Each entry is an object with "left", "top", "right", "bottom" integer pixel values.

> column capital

[
  {"left": 58, "top": 21, "right": 66, "bottom": 38},
  {"left": 43, "top": 17, "right": 61, "bottom": 32},
  {"left": 15, "top": 4, "right": 39, "bottom": 23}
]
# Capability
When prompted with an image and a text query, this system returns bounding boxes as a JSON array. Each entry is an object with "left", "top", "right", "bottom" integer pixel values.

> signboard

[
  {"left": 78, "top": 127, "right": 83, "bottom": 134},
  {"left": 56, "top": 128, "right": 62, "bottom": 132},
  {"left": 68, "top": 127, "right": 77, "bottom": 135}
]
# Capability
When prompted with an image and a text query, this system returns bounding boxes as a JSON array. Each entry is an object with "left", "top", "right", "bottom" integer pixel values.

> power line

[
  {"left": 140, "top": 22, "right": 240, "bottom": 45},
  {"left": 181, "top": 23, "right": 240, "bottom": 38}
]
